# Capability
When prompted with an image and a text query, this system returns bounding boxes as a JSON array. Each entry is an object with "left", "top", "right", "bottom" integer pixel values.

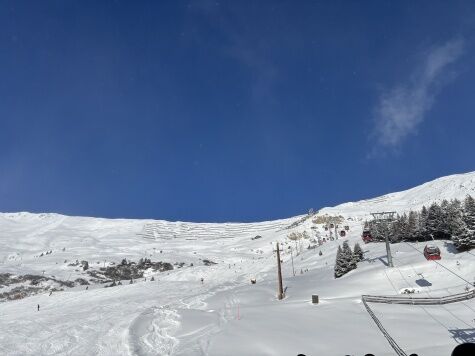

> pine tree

[
  {"left": 342, "top": 241, "right": 356, "bottom": 271},
  {"left": 446, "top": 199, "right": 462, "bottom": 238},
  {"left": 389, "top": 214, "right": 407, "bottom": 242},
  {"left": 426, "top": 202, "right": 444, "bottom": 239},
  {"left": 451, "top": 210, "right": 468, "bottom": 250},
  {"left": 455, "top": 195, "right": 475, "bottom": 251},
  {"left": 417, "top": 205, "right": 429, "bottom": 240},
  {"left": 407, "top": 211, "right": 418, "bottom": 241},
  {"left": 353, "top": 242, "right": 364, "bottom": 262},
  {"left": 439, "top": 200, "right": 451, "bottom": 239},
  {"left": 389, "top": 215, "right": 401, "bottom": 242},
  {"left": 334, "top": 245, "right": 345, "bottom": 278}
]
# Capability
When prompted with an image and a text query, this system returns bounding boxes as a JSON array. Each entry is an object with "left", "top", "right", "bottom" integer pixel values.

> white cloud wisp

[{"left": 374, "top": 39, "right": 464, "bottom": 149}]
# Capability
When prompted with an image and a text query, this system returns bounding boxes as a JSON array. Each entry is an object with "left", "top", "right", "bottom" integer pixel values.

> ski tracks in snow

[{"left": 128, "top": 307, "right": 180, "bottom": 356}]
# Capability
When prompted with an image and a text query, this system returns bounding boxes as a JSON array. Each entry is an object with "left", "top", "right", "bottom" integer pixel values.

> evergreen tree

[
  {"left": 353, "top": 242, "right": 364, "bottom": 262},
  {"left": 426, "top": 202, "right": 444, "bottom": 239},
  {"left": 446, "top": 199, "right": 462, "bottom": 238},
  {"left": 407, "top": 211, "right": 419, "bottom": 241},
  {"left": 389, "top": 214, "right": 407, "bottom": 242},
  {"left": 399, "top": 213, "right": 409, "bottom": 241},
  {"left": 451, "top": 211, "right": 468, "bottom": 251},
  {"left": 439, "top": 199, "right": 451, "bottom": 238},
  {"left": 417, "top": 205, "right": 429, "bottom": 240},
  {"left": 342, "top": 241, "right": 356, "bottom": 271},
  {"left": 334, "top": 245, "right": 345, "bottom": 278},
  {"left": 455, "top": 195, "right": 475, "bottom": 251},
  {"left": 389, "top": 215, "right": 401, "bottom": 242}
]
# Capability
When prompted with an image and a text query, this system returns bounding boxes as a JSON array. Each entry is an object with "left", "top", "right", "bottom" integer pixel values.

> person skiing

[{"left": 37, "top": 304, "right": 40, "bottom": 311}]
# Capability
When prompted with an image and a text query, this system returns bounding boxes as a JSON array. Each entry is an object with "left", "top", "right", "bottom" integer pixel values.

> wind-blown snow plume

[{"left": 373, "top": 39, "right": 464, "bottom": 148}]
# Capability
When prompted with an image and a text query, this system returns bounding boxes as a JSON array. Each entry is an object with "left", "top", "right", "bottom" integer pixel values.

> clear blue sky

[{"left": 1, "top": 1, "right": 475, "bottom": 222}]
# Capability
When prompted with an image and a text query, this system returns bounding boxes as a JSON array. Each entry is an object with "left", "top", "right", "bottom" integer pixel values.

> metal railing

[{"left": 362, "top": 290, "right": 474, "bottom": 305}]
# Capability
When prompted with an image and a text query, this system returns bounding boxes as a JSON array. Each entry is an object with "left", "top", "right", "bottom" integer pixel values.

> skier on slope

[{"left": 37, "top": 304, "right": 40, "bottom": 311}]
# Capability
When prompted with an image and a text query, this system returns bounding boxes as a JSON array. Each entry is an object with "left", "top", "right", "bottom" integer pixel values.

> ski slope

[
  {"left": 320, "top": 171, "right": 475, "bottom": 218},
  {"left": 0, "top": 171, "right": 474, "bottom": 355}
]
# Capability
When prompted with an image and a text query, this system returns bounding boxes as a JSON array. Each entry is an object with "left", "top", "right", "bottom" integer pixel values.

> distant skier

[
  {"left": 200, "top": 277, "right": 204, "bottom": 284},
  {"left": 37, "top": 304, "right": 40, "bottom": 311}
]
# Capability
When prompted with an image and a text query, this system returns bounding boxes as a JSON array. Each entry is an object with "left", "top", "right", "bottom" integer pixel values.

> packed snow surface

[{"left": 1, "top": 172, "right": 475, "bottom": 355}]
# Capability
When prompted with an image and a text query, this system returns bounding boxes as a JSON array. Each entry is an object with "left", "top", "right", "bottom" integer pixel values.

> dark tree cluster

[
  {"left": 368, "top": 195, "right": 475, "bottom": 251},
  {"left": 334, "top": 241, "right": 364, "bottom": 278}
]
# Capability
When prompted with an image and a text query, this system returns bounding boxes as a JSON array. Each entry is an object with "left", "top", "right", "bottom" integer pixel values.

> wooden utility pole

[{"left": 275, "top": 242, "right": 284, "bottom": 300}]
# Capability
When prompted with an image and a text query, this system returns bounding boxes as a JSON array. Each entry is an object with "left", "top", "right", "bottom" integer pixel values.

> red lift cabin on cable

[
  {"left": 362, "top": 230, "right": 373, "bottom": 243},
  {"left": 423, "top": 245, "right": 441, "bottom": 260}
]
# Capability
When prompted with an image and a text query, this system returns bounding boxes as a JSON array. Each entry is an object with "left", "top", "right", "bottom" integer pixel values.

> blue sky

[{"left": 1, "top": 1, "right": 475, "bottom": 222}]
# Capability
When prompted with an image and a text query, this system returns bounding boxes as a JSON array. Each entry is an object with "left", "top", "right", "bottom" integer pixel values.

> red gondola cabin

[
  {"left": 362, "top": 230, "right": 373, "bottom": 243},
  {"left": 423, "top": 245, "right": 441, "bottom": 260}
]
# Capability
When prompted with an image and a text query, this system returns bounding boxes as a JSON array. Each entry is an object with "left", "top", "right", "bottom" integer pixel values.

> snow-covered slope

[
  {"left": 0, "top": 171, "right": 474, "bottom": 356},
  {"left": 320, "top": 171, "right": 475, "bottom": 218}
]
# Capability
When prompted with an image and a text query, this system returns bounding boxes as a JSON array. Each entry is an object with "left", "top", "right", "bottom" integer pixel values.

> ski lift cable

[
  {"left": 399, "top": 243, "right": 475, "bottom": 328},
  {"left": 388, "top": 253, "right": 473, "bottom": 329},
  {"left": 419, "top": 304, "right": 450, "bottom": 330},
  {"left": 383, "top": 268, "right": 399, "bottom": 294},
  {"left": 445, "top": 287, "right": 475, "bottom": 314},
  {"left": 403, "top": 242, "right": 472, "bottom": 285}
]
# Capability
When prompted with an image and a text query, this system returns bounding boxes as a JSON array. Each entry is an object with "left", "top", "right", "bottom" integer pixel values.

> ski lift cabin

[
  {"left": 362, "top": 230, "right": 373, "bottom": 243},
  {"left": 423, "top": 245, "right": 441, "bottom": 260},
  {"left": 344, "top": 225, "right": 349, "bottom": 231},
  {"left": 340, "top": 230, "right": 346, "bottom": 237}
]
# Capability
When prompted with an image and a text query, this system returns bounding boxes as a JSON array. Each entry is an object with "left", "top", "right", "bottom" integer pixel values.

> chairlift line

[{"left": 403, "top": 242, "right": 473, "bottom": 286}]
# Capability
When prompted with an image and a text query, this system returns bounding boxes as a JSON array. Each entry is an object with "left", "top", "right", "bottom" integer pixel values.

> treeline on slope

[
  {"left": 334, "top": 241, "right": 364, "bottom": 278},
  {"left": 368, "top": 195, "right": 475, "bottom": 251}
]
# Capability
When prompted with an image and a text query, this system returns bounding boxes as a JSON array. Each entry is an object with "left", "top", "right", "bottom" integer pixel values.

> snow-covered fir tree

[
  {"left": 334, "top": 241, "right": 356, "bottom": 278},
  {"left": 426, "top": 202, "right": 445, "bottom": 239},
  {"left": 417, "top": 205, "right": 429, "bottom": 240},
  {"left": 455, "top": 195, "right": 475, "bottom": 250},
  {"left": 444, "top": 199, "right": 462, "bottom": 238},
  {"left": 353, "top": 242, "right": 364, "bottom": 262},
  {"left": 342, "top": 241, "right": 356, "bottom": 271},
  {"left": 407, "top": 211, "right": 419, "bottom": 241},
  {"left": 451, "top": 205, "right": 468, "bottom": 250},
  {"left": 334, "top": 245, "right": 345, "bottom": 278}
]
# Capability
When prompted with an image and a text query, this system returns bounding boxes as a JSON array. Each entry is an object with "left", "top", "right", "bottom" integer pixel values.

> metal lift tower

[{"left": 370, "top": 211, "right": 396, "bottom": 268}]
